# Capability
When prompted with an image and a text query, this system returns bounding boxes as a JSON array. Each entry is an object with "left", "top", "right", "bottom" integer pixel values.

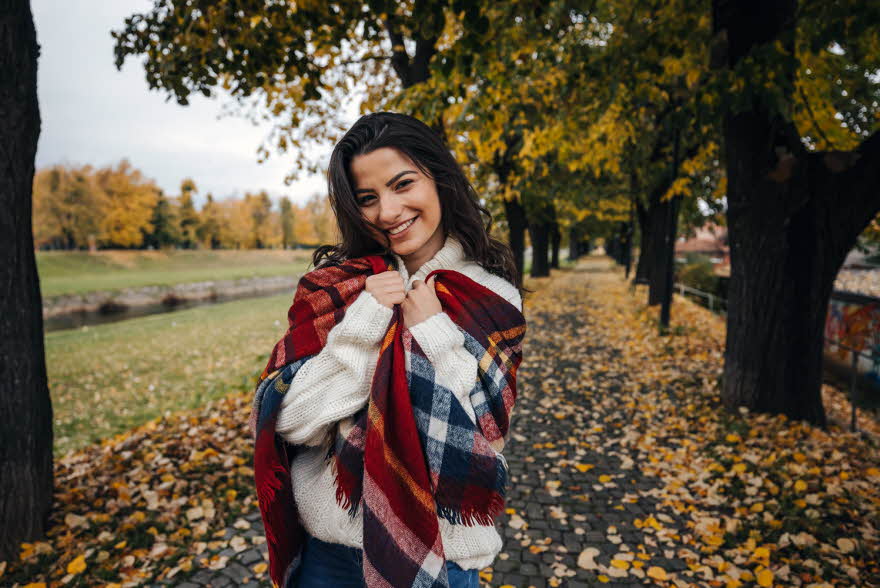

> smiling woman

[{"left": 250, "top": 112, "right": 527, "bottom": 588}]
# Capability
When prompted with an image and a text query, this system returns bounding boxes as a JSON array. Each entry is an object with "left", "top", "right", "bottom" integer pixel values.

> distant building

[{"left": 675, "top": 222, "right": 730, "bottom": 276}]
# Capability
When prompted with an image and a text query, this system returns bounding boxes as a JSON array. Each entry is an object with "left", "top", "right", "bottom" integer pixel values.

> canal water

[{"left": 43, "top": 283, "right": 295, "bottom": 332}]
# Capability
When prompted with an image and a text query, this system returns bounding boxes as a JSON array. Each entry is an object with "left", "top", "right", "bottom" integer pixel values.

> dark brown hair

[{"left": 312, "top": 111, "right": 522, "bottom": 291}]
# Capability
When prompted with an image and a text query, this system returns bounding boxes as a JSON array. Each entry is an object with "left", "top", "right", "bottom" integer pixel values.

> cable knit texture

[{"left": 274, "top": 235, "right": 521, "bottom": 571}]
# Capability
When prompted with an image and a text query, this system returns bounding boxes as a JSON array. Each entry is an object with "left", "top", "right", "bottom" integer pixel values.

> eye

[
  {"left": 358, "top": 194, "right": 376, "bottom": 206},
  {"left": 395, "top": 179, "right": 413, "bottom": 190}
]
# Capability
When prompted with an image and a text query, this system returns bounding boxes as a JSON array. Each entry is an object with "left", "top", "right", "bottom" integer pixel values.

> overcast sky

[{"left": 32, "top": 1, "right": 345, "bottom": 207}]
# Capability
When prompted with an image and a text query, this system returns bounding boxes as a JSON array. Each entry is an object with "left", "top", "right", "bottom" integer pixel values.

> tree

[
  {"left": 246, "top": 191, "right": 273, "bottom": 249},
  {"left": 94, "top": 159, "right": 160, "bottom": 248},
  {"left": 32, "top": 165, "right": 107, "bottom": 249},
  {"left": 196, "top": 192, "right": 223, "bottom": 249},
  {"left": 177, "top": 178, "right": 200, "bottom": 249},
  {"left": 0, "top": 0, "right": 54, "bottom": 562},
  {"left": 279, "top": 196, "right": 296, "bottom": 248},
  {"left": 304, "top": 192, "right": 339, "bottom": 246},
  {"left": 143, "top": 191, "right": 181, "bottom": 249},
  {"left": 712, "top": 0, "right": 880, "bottom": 425}
]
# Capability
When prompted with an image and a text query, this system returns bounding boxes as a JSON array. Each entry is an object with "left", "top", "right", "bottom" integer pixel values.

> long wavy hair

[{"left": 312, "top": 111, "right": 523, "bottom": 291}]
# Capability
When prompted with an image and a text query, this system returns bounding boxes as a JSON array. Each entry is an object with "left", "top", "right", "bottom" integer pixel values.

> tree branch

[
  {"left": 383, "top": 16, "right": 410, "bottom": 86},
  {"left": 820, "top": 130, "right": 880, "bottom": 261},
  {"left": 798, "top": 85, "right": 834, "bottom": 149},
  {"left": 338, "top": 54, "right": 392, "bottom": 66}
]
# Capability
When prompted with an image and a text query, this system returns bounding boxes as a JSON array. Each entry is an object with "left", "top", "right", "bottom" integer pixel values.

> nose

[{"left": 377, "top": 192, "right": 405, "bottom": 228}]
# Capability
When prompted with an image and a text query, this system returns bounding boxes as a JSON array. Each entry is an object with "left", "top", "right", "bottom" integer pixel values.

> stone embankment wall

[{"left": 43, "top": 274, "right": 301, "bottom": 319}]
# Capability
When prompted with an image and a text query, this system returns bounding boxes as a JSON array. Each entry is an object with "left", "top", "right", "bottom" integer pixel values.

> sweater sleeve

[{"left": 275, "top": 289, "right": 392, "bottom": 447}]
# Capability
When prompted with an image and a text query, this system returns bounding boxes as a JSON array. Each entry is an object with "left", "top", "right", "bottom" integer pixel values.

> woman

[{"left": 250, "top": 112, "right": 526, "bottom": 588}]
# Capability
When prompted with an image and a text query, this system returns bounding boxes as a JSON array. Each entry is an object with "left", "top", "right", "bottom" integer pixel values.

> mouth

[{"left": 385, "top": 215, "right": 419, "bottom": 238}]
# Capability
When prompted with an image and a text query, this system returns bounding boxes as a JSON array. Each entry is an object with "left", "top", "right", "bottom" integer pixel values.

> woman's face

[{"left": 350, "top": 146, "right": 444, "bottom": 260}]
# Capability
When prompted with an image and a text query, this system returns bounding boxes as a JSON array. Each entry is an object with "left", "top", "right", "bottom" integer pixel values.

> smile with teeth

[{"left": 387, "top": 216, "right": 418, "bottom": 235}]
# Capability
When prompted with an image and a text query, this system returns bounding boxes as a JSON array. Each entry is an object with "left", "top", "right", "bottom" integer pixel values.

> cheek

[{"left": 420, "top": 188, "right": 441, "bottom": 219}]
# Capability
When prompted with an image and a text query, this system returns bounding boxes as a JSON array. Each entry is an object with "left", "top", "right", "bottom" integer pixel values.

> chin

[{"left": 390, "top": 239, "right": 424, "bottom": 255}]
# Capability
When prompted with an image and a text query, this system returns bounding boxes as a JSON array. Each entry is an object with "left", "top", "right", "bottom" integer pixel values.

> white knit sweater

[{"left": 274, "top": 235, "right": 522, "bottom": 571}]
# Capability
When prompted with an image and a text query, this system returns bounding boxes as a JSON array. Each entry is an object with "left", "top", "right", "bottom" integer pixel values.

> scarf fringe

[
  {"left": 436, "top": 490, "right": 506, "bottom": 527},
  {"left": 436, "top": 461, "right": 508, "bottom": 526},
  {"left": 329, "top": 451, "right": 363, "bottom": 519}
]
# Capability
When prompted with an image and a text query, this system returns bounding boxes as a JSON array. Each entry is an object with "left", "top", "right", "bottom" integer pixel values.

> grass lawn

[
  {"left": 37, "top": 248, "right": 315, "bottom": 297},
  {"left": 45, "top": 290, "right": 294, "bottom": 456}
]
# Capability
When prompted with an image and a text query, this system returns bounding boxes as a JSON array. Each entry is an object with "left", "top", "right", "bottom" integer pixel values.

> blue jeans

[{"left": 289, "top": 535, "right": 480, "bottom": 587}]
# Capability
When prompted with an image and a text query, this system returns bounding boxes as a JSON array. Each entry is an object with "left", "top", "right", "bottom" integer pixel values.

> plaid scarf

[{"left": 248, "top": 254, "right": 526, "bottom": 588}]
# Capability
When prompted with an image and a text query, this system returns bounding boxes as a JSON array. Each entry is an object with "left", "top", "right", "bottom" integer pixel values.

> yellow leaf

[
  {"left": 756, "top": 567, "right": 773, "bottom": 586},
  {"left": 574, "top": 463, "right": 594, "bottom": 472},
  {"left": 253, "top": 562, "right": 268, "bottom": 574},
  {"left": 67, "top": 554, "right": 87, "bottom": 575},
  {"left": 703, "top": 534, "right": 724, "bottom": 547},
  {"left": 610, "top": 559, "right": 630, "bottom": 569},
  {"left": 598, "top": 474, "right": 612, "bottom": 483},
  {"left": 794, "top": 480, "right": 807, "bottom": 492},
  {"left": 752, "top": 546, "right": 770, "bottom": 566},
  {"left": 646, "top": 566, "right": 668, "bottom": 580},
  {"left": 114, "top": 540, "right": 127, "bottom": 549},
  {"left": 597, "top": 575, "right": 610, "bottom": 583},
  {"left": 22, "top": 584, "right": 47, "bottom": 588},
  {"left": 645, "top": 516, "right": 662, "bottom": 530}
]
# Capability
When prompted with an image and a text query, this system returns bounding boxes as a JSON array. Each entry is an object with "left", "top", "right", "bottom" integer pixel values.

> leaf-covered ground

[
  {"left": 3, "top": 256, "right": 879, "bottom": 587},
  {"left": 485, "top": 259, "right": 880, "bottom": 587}
]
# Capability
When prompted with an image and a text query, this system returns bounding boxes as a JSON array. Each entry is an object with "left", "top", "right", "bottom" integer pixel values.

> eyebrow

[{"left": 354, "top": 170, "right": 416, "bottom": 195}]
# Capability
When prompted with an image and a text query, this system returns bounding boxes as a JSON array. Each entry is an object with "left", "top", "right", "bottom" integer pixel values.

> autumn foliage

[{"left": 32, "top": 159, "right": 337, "bottom": 251}]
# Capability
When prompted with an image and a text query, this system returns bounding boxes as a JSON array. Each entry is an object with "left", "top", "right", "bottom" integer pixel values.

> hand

[
  {"left": 402, "top": 275, "right": 442, "bottom": 329},
  {"left": 365, "top": 270, "right": 405, "bottom": 309}
]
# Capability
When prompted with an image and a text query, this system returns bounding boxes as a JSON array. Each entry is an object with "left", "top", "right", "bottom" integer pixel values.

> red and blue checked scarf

[{"left": 248, "top": 254, "right": 526, "bottom": 588}]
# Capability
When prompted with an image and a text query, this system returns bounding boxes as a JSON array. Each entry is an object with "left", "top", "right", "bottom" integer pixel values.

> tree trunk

[
  {"left": 645, "top": 188, "right": 670, "bottom": 305},
  {"left": 658, "top": 195, "right": 682, "bottom": 330},
  {"left": 606, "top": 224, "right": 620, "bottom": 263},
  {"left": 568, "top": 225, "right": 580, "bottom": 261},
  {"left": 527, "top": 214, "right": 551, "bottom": 278},
  {"left": 0, "top": 0, "right": 54, "bottom": 562},
  {"left": 503, "top": 197, "right": 528, "bottom": 282},
  {"left": 549, "top": 221, "right": 560, "bottom": 269},
  {"left": 714, "top": 0, "right": 880, "bottom": 426},
  {"left": 659, "top": 131, "right": 683, "bottom": 330},
  {"left": 634, "top": 200, "right": 649, "bottom": 283}
]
